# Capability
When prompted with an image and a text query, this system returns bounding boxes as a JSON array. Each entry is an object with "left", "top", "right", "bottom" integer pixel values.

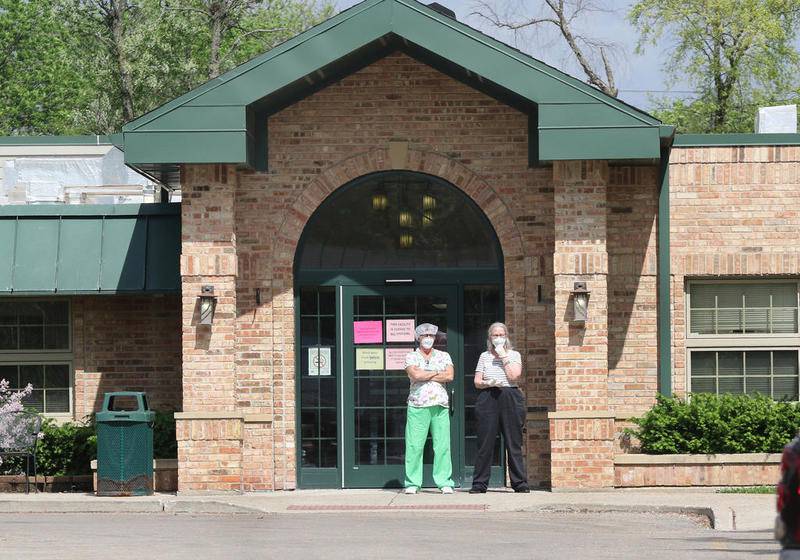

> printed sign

[
  {"left": 353, "top": 320, "right": 383, "bottom": 344},
  {"left": 356, "top": 348, "right": 384, "bottom": 370},
  {"left": 386, "top": 319, "right": 415, "bottom": 342},
  {"left": 385, "top": 347, "right": 413, "bottom": 371},
  {"left": 308, "top": 347, "right": 331, "bottom": 376}
]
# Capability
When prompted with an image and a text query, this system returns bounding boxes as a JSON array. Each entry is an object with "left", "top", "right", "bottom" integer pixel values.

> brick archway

[{"left": 273, "top": 147, "right": 525, "bottom": 274}]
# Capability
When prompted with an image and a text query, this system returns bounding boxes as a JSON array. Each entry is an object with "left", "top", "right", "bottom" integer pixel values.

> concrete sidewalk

[{"left": 0, "top": 487, "right": 777, "bottom": 532}]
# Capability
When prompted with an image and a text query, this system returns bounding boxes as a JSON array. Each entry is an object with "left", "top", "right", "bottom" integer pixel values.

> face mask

[
  {"left": 420, "top": 337, "right": 435, "bottom": 350},
  {"left": 492, "top": 337, "right": 506, "bottom": 348}
]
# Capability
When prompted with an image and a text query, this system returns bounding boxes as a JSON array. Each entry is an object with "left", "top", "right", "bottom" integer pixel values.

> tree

[
  {"left": 163, "top": 0, "right": 334, "bottom": 80},
  {"left": 472, "top": 0, "right": 620, "bottom": 97},
  {"left": 0, "top": 0, "right": 91, "bottom": 135},
  {"left": 0, "top": 0, "right": 333, "bottom": 135},
  {"left": 630, "top": 0, "right": 800, "bottom": 132}
]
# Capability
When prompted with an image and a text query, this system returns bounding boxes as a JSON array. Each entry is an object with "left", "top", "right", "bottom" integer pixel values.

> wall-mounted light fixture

[
  {"left": 199, "top": 285, "right": 217, "bottom": 325},
  {"left": 572, "top": 282, "right": 590, "bottom": 323}
]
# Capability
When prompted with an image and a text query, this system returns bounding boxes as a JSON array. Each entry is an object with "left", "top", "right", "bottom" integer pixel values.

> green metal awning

[{"left": 0, "top": 204, "right": 180, "bottom": 295}]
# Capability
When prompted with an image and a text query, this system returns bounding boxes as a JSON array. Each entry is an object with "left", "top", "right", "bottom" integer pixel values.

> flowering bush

[{"left": 0, "top": 379, "right": 33, "bottom": 465}]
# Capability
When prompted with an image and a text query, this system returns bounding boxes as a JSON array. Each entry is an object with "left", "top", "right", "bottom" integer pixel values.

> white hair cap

[{"left": 414, "top": 323, "right": 438, "bottom": 340}]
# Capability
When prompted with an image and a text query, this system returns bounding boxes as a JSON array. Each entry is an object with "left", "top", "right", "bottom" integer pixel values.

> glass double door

[{"left": 342, "top": 285, "right": 461, "bottom": 488}]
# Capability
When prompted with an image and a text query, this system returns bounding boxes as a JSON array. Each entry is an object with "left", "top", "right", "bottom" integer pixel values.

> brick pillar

[
  {"left": 549, "top": 160, "right": 615, "bottom": 489},
  {"left": 176, "top": 164, "right": 243, "bottom": 493}
]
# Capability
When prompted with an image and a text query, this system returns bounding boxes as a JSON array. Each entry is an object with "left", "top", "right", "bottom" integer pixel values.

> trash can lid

[{"left": 100, "top": 392, "right": 150, "bottom": 413}]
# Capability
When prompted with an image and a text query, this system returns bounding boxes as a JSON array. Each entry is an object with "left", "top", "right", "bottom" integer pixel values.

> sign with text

[
  {"left": 353, "top": 321, "right": 383, "bottom": 344},
  {"left": 308, "top": 347, "right": 331, "bottom": 376},
  {"left": 385, "top": 319, "right": 415, "bottom": 342},
  {"left": 356, "top": 348, "right": 384, "bottom": 370},
  {"left": 385, "top": 347, "right": 413, "bottom": 370}
]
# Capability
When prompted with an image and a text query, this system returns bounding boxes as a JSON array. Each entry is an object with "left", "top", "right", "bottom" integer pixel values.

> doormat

[{"left": 287, "top": 504, "right": 486, "bottom": 511}]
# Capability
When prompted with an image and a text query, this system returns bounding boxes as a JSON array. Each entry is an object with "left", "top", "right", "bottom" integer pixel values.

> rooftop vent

[
  {"left": 755, "top": 105, "right": 797, "bottom": 133},
  {"left": 427, "top": 2, "right": 456, "bottom": 20}
]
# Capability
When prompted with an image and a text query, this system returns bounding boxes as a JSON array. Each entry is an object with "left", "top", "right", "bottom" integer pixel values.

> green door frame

[
  {"left": 341, "top": 283, "right": 461, "bottom": 488},
  {"left": 295, "top": 270, "right": 506, "bottom": 489}
]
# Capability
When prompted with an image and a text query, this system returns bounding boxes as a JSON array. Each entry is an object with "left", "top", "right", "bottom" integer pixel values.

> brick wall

[
  {"left": 180, "top": 51, "right": 661, "bottom": 491},
  {"left": 72, "top": 295, "right": 182, "bottom": 419},
  {"left": 669, "top": 145, "right": 800, "bottom": 394},
  {"left": 607, "top": 166, "right": 659, "bottom": 415}
]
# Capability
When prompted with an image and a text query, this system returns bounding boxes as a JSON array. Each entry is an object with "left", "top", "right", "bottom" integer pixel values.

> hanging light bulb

[
  {"left": 398, "top": 211, "right": 413, "bottom": 227},
  {"left": 372, "top": 193, "right": 388, "bottom": 211},
  {"left": 399, "top": 233, "right": 414, "bottom": 248},
  {"left": 422, "top": 194, "right": 437, "bottom": 211}
]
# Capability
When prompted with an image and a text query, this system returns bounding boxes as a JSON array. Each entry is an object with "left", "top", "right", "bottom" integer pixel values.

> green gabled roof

[
  {"left": 0, "top": 204, "right": 180, "bottom": 295},
  {"left": 122, "top": 0, "right": 663, "bottom": 165}
]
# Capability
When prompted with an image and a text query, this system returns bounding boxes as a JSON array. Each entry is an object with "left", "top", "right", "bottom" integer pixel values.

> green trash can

[{"left": 96, "top": 392, "right": 155, "bottom": 496}]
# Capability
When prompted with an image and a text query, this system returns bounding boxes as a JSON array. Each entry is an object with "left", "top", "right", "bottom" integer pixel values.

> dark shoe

[
  {"left": 513, "top": 485, "right": 530, "bottom": 493},
  {"left": 468, "top": 487, "right": 487, "bottom": 494}
]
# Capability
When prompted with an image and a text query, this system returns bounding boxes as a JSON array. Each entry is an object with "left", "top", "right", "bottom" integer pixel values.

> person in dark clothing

[{"left": 469, "top": 322, "right": 529, "bottom": 493}]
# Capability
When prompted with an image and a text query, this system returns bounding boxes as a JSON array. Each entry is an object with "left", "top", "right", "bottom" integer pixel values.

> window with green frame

[
  {"left": 298, "top": 287, "right": 337, "bottom": 468},
  {"left": 687, "top": 282, "right": 800, "bottom": 400},
  {"left": 0, "top": 301, "right": 72, "bottom": 414}
]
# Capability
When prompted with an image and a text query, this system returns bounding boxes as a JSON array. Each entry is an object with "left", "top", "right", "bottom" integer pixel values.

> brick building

[{"left": 1, "top": 0, "right": 798, "bottom": 491}]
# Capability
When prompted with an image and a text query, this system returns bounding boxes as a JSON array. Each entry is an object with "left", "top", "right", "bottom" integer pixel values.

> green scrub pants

[{"left": 404, "top": 405, "right": 454, "bottom": 489}]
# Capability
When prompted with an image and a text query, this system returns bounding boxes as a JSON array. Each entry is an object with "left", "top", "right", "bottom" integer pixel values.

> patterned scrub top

[{"left": 404, "top": 348, "right": 453, "bottom": 408}]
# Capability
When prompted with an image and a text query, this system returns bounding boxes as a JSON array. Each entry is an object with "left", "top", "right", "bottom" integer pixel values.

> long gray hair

[{"left": 485, "top": 322, "right": 513, "bottom": 352}]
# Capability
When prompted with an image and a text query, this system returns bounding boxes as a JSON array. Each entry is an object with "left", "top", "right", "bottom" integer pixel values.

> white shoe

[
  {"left": 441, "top": 486, "right": 454, "bottom": 494},
  {"left": 404, "top": 486, "right": 418, "bottom": 494}
]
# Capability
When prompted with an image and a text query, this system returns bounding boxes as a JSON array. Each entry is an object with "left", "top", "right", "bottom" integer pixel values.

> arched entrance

[{"left": 294, "top": 171, "right": 504, "bottom": 488}]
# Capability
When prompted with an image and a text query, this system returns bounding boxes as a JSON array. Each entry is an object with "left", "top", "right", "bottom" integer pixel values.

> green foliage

[
  {"left": 0, "top": 411, "right": 177, "bottom": 477},
  {"left": 0, "top": 0, "right": 334, "bottom": 135},
  {"left": 153, "top": 411, "right": 177, "bottom": 459},
  {"left": 0, "top": 418, "right": 96, "bottom": 476},
  {"left": 716, "top": 485, "right": 776, "bottom": 493},
  {"left": 630, "top": 0, "right": 800, "bottom": 132},
  {"left": 627, "top": 393, "right": 800, "bottom": 454}
]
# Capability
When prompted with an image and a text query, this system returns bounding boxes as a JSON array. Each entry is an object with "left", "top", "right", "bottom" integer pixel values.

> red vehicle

[{"left": 777, "top": 435, "right": 800, "bottom": 558}]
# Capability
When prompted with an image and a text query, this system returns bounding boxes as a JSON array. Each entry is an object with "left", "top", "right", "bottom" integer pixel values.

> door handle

[{"left": 449, "top": 386, "right": 454, "bottom": 416}]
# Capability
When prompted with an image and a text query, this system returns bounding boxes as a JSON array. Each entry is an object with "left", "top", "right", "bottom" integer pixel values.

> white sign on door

[{"left": 308, "top": 347, "right": 332, "bottom": 376}]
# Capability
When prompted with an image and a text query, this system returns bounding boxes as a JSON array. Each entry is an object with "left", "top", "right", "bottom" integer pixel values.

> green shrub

[
  {"left": 153, "top": 411, "right": 177, "bottom": 459},
  {"left": 0, "top": 410, "right": 177, "bottom": 477},
  {"left": 627, "top": 393, "right": 800, "bottom": 454},
  {"left": 0, "top": 418, "right": 96, "bottom": 476}
]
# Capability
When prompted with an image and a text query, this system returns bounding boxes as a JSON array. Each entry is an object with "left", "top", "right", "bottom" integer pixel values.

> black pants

[{"left": 471, "top": 387, "right": 527, "bottom": 490}]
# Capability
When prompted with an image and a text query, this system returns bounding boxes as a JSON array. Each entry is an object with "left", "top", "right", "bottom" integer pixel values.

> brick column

[
  {"left": 176, "top": 164, "right": 243, "bottom": 493},
  {"left": 549, "top": 160, "right": 615, "bottom": 489}
]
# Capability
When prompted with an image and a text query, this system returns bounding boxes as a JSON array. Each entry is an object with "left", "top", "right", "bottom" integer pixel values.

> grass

[{"left": 716, "top": 486, "right": 776, "bottom": 494}]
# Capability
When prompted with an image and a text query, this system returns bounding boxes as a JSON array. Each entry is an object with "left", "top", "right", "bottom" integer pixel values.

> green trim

[
  {"left": 121, "top": 0, "right": 663, "bottom": 166},
  {"left": 0, "top": 203, "right": 178, "bottom": 217},
  {"left": 657, "top": 147, "right": 672, "bottom": 397},
  {"left": 0, "top": 135, "right": 115, "bottom": 146},
  {"left": 0, "top": 203, "right": 180, "bottom": 294},
  {"left": 674, "top": 133, "right": 800, "bottom": 147}
]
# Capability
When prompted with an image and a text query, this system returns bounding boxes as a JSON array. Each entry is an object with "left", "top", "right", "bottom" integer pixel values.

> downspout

[{"left": 657, "top": 127, "right": 676, "bottom": 396}]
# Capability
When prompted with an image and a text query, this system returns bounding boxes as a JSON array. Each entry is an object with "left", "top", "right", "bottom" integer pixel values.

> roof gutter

[{"left": 657, "top": 125, "right": 675, "bottom": 397}]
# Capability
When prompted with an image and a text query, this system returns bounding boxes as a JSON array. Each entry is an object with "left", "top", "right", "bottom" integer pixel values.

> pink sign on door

[
  {"left": 385, "top": 347, "right": 413, "bottom": 370},
  {"left": 353, "top": 320, "right": 383, "bottom": 344},
  {"left": 386, "top": 319, "right": 415, "bottom": 342}
]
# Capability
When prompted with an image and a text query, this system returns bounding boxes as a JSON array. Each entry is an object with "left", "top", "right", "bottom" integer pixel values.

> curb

[
  {"left": 0, "top": 499, "right": 729, "bottom": 529},
  {"left": 525, "top": 504, "right": 717, "bottom": 529},
  {"left": 164, "top": 501, "right": 273, "bottom": 515},
  {"left": 0, "top": 500, "right": 164, "bottom": 514}
]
